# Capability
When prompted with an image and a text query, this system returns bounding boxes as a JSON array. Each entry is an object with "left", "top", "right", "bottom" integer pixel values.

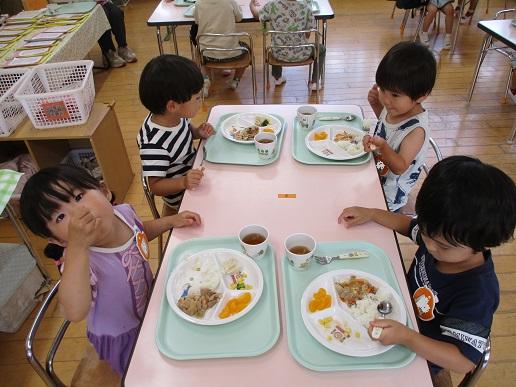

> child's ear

[
  {"left": 166, "top": 99, "right": 180, "bottom": 113},
  {"left": 415, "top": 94, "right": 429, "bottom": 104},
  {"left": 99, "top": 181, "right": 111, "bottom": 200}
]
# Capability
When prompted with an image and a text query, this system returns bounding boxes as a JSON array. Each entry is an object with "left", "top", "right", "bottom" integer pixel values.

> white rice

[
  {"left": 335, "top": 140, "right": 364, "bottom": 155},
  {"left": 347, "top": 286, "right": 391, "bottom": 328}
]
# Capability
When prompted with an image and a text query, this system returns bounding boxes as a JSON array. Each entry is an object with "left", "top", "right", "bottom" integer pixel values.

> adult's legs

[
  {"left": 422, "top": 4, "right": 438, "bottom": 33},
  {"left": 442, "top": 3, "right": 454, "bottom": 49},
  {"left": 102, "top": 1, "right": 127, "bottom": 48}
]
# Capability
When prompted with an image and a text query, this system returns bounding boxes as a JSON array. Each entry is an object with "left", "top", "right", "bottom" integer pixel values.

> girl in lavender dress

[{"left": 20, "top": 165, "right": 201, "bottom": 376}]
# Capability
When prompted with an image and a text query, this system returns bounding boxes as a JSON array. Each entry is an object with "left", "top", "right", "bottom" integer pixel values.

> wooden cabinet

[{"left": 0, "top": 102, "right": 134, "bottom": 201}]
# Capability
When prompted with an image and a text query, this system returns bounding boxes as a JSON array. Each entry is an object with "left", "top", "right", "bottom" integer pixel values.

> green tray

[
  {"left": 204, "top": 113, "right": 286, "bottom": 166},
  {"left": 282, "top": 240, "right": 416, "bottom": 371},
  {"left": 292, "top": 113, "right": 371, "bottom": 165},
  {"left": 183, "top": 4, "right": 195, "bottom": 17},
  {"left": 156, "top": 236, "right": 280, "bottom": 360}
]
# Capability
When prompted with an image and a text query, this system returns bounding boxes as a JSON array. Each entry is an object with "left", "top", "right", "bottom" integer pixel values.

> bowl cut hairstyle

[
  {"left": 415, "top": 156, "right": 516, "bottom": 252},
  {"left": 20, "top": 165, "right": 100, "bottom": 239},
  {"left": 376, "top": 41, "right": 437, "bottom": 101},
  {"left": 139, "top": 54, "right": 204, "bottom": 114}
]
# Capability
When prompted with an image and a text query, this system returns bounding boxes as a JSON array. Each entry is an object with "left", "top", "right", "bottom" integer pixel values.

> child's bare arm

[
  {"left": 143, "top": 211, "right": 201, "bottom": 241},
  {"left": 368, "top": 84, "right": 383, "bottom": 118},
  {"left": 148, "top": 169, "right": 204, "bottom": 195},
  {"left": 338, "top": 206, "right": 412, "bottom": 236},
  {"left": 369, "top": 319, "right": 476, "bottom": 374},
  {"left": 58, "top": 207, "right": 97, "bottom": 322},
  {"left": 190, "top": 122, "right": 215, "bottom": 139},
  {"left": 249, "top": 0, "right": 261, "bottom": 18},
  {"left": 370, "top": 127, "right": 425, "bottom": 175}
]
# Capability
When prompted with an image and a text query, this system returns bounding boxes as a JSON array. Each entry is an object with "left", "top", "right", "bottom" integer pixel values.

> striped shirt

[{"left": 137, "top": 114, "right": 196, "bottom": 207}]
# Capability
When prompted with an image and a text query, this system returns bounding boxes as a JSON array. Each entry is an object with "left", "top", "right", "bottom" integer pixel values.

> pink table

[{"left": 124, "top": 104, "right": 433, "bottom": 387}]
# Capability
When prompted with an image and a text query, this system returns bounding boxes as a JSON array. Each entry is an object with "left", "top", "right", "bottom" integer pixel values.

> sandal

[{"left": 460, "top": 10, "right": 475, "bottom": 23}]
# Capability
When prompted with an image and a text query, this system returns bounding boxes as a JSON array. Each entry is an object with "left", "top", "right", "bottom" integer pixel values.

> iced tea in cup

[
  {"left": 297, "top": 106, "right": 317, "bottom": 130},
  {"left": 285, "top": 233, "right": 316, "bottom": 270},
  {"left": 239, "top": 224, "right": 269, "bottom": 260}
]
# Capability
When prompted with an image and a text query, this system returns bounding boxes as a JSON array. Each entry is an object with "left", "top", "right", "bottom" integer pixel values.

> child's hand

[
  {"left": 362, "top": 135, "right": 386, "bottom": 152},
  {"left": 251, "top": 0, "right": 261, "bottom": 6},
  {"left": 368, "top": 318, "right": 412, "bottom": 346},
  {"left": 68, "top": 207, "right": 100, "bottom": 248},
  {"left": 170, "top": 210, "right": 202, "bottom": 228},
  {"left": 183, "top": 168, "right": 204, "bottom": 190},
  {"left": 338, "top": 206, "right": 374, "bottom": 227},
  {"left": 198, "top": 123, "right": 215, "bottom": 139}
]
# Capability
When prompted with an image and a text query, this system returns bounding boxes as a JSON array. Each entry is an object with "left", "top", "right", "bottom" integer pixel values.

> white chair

[
  {"left": 141, "top": 172, "right": 164, "bottom": 265},
  {"left": 262, "top": 28, "right": 322, "bottom": 103},
  {"left": 196, "top": 32, "right": 257, "bottom": 104},
  {"left": 467, "top": 9, "right": 516, "bottom": 102}
]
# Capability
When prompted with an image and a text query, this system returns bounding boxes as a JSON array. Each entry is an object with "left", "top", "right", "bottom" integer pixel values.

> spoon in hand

[{"left": 371, "top": 300, "right": 393, "bottom": 339}]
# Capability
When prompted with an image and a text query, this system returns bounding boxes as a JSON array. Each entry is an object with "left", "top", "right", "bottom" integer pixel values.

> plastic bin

[
  {"left": 0, "top": 68, "right": 30, "bottom": 137},
  {"left": 62, "top": 148, "right": 103, "bottom": 180},
  {"left": 14, "top": 60, "right": 95, "bottom": 129}
]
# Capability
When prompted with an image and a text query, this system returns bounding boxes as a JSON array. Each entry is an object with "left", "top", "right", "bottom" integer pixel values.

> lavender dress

[{"left": 85, "top": 204, "right": 153, "bottom": 375}]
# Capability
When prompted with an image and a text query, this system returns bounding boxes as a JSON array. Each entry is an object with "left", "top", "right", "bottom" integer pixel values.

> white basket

[
  {"left": 0, "top": 68, "right": 30, "bottom": 137},
  {"left": 14, "top": 60, "right": 95, "bottom": 129}
]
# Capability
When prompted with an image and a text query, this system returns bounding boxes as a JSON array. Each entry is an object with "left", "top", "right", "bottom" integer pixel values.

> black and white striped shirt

[{"left": 137, "top": 114, "right": 196, "bottom": 206}]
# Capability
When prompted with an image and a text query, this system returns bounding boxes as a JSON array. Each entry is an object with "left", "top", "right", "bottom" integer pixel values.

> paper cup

[
  {"left": 297, "top": 105, "right": 317, "bottom": 130},
  {"left": 239, "top": 224, "right": 269, "bottom": 260},
  {"left": 254, "top": 132, "right": 277, "bottom": 160},
  {"left": 285, "top": 233, "right": 316, "bottom": 270}
]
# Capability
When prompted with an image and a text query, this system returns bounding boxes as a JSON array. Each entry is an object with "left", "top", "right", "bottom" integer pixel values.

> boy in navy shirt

[{"left": 338, "top": 156, "right": 516, "bottom": 383}]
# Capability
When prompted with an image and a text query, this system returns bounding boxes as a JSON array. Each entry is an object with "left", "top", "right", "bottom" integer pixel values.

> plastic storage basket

[
  {"left": 0, "top": 68, "right": 30, "bottom": 137},
  {"left": 14, "top": 60, "right": 95, "bottom": 129},
  {"left": 62, "top": 148, "right": 103, "bottom": 180}
]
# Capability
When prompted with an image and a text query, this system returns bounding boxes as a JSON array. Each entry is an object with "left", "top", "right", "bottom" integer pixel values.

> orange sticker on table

[{"left": 277, "top": 193, "right": 297, "bottom": 198}]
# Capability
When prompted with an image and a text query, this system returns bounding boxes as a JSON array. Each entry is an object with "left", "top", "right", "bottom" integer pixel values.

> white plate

[
  {"left": 220, "top": 112, "right": 282, "bottom": 144},
  {"left": 305, "top": 124, "right": 366, "bottom": 160},
  {"left": 300, "top": 269, "right": 407, "bottom": 357},
  {"left": 166, "top": 248, "right": 264, "bottom": 325}
]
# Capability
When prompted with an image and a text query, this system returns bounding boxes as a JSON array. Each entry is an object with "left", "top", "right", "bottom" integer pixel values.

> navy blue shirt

[{"left": 407, "top": 220, "right": 499, "bottom": 374}]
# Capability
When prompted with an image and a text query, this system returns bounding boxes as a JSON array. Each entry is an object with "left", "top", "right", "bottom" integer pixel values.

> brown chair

[
  {"left": 141, "top": 171, "right": 164, "bottom": 265},
  {"left": 196, "top": 32, "right": 257, "bottom": 104},
  {"left": 458, "top": 336, "right": 491, "bottom": 387},
  {"left": 262, "top": 27, "right": 322, "bottom": 103}
]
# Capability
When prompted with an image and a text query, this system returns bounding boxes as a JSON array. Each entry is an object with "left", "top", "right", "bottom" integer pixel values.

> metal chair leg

[{"left": 467, "top": 35, "right": 493, "bottom": 102}]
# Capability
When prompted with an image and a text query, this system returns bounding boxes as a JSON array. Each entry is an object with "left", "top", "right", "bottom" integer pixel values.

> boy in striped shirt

[{"left": 137, "top": 55, "right": 214, "bottom": 215}]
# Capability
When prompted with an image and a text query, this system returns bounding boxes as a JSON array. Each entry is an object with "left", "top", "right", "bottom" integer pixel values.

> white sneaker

[
  {"left": 105, "top": 49, "right": 126, "bottom": 68},
  {"left": 508, "top": 90, "right": 516, "bottom": 104},
  {"left": 309, "top": 82, "right": 322, "bottom": 91},
  {"left": 443, "top": 34, "right": 452, "bottom": 50},
  {"left": 118, "top": 46, "right": 137, "bottom": 63},
  {"left": 419, "top": 32, "right": 430, "bottom": 46},
  {"left": 227, "top": 78, "right": 240, "bottom": 90},
  {"left": 202, "top": 77, "right": 210, "bottom": 98},
  {"left": 274, "top": 76, "right": 286, "bottom": 87}
]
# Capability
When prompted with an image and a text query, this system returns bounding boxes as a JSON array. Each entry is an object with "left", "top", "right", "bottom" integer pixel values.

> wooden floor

[{"left": 0, "top": 0, "right": 515, "bottom": 385}]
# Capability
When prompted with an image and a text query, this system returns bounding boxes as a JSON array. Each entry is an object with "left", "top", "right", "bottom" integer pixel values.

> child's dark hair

[
  {"left": 139, "top": 54, "right": 203, "bottom": 114},
  {"left": 416, "top": 156, "right": 516, "bottom": 252},
  {"left": 20, "top": 165, "right": 100, "bottom": 239},
  {"left": 376, "top": 41, "right": 436, "bottom": 100}
]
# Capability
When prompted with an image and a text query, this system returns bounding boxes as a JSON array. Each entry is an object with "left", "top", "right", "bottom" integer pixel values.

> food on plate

[
  {"left": 219, "top": 292, "right": 252, "bottom": 319},
  {"left": 333, "top": 131, "right": 357, "bottom": 143},
  {"left": 335, "top": 140, "right": 363, "bottom": 155},
  {"left": 318, "top": 316, "right": 353, "bottom": 343},
  {"left": 179, "top": 257, "right": 220, "bottom": 294},
  {"left": 230, "top": 126, "right": 259, "bottom": 141},
  {"left": 222, "top": 257, "right": 241, "bottom": 274},
  {"left": 313, "top": 131, "right": 328, "bottom": 141},
  {"left": 228, "top": 271, "right": 253, "bottom": 290},
  {"left": 262, "top": 127, "right": 275, "bottom": 133},
  {"left": 335, "top": 276, "right": 392, "bottom": 327},
  {"left": 177, "top": 288, "right": 221, "bottom": 318},
  {"left": 308, "top": 288, "right": 332, "bottom": 312},
  {"left": 255, "top": 116, "right": 270, "bottom": 126}
]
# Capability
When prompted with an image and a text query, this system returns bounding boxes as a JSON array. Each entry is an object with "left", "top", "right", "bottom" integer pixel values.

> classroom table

[
  {"left": 466, "top": 18, "right": 516, "bottom": 103},
  {"left": 0, "top": 4, "right": 110, "bottom": 67},
  {"left": 123, "top": 104, "right": 433, "bottom": 387},
  {"left": 147, "top": 0, "right": 335, "bottom": 56}
]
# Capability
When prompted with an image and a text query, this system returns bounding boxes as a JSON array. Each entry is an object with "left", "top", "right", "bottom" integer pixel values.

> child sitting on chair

[
  {"left": 137, "top": 55, "right": 214, "bottom": 216},
  {"left": 419, "top": 0, "right": 455, "bottom": 49},
  {"left": 364, "top": 41, "right": 436, "bottom": 212},
  {"left": 249, "top": 0, "right": 325, "bottom": 91},
  {"left": 20, "top": 165, "right": 202, "bottom": 377},
  {"left": 194, "top": 0, "right": 249, "bottom": 97},
  {"left": 338, "top": 156, "right": 516, "bottom": 386}
]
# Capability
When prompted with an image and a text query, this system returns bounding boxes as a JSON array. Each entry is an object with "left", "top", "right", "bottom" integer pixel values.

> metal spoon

[
  {"left": 342, "top": 114, "right": 356, "bottom": 121},
  {"left": 371, "top": 300, "right": 393, "bottom": 339}
]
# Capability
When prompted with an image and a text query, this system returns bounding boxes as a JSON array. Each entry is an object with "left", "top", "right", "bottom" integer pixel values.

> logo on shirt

[
  {"left": 440, "top": 326, "right": 487, "bottom": 353},
  {"left": 135, "top": 230, "right": 149, "bottom": 261},
  {"left": 374, "top": 154, "right": 389, "bottom": 176},
  {"left": 413, "top": 286, "right": 436, "bottom": 321}
]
